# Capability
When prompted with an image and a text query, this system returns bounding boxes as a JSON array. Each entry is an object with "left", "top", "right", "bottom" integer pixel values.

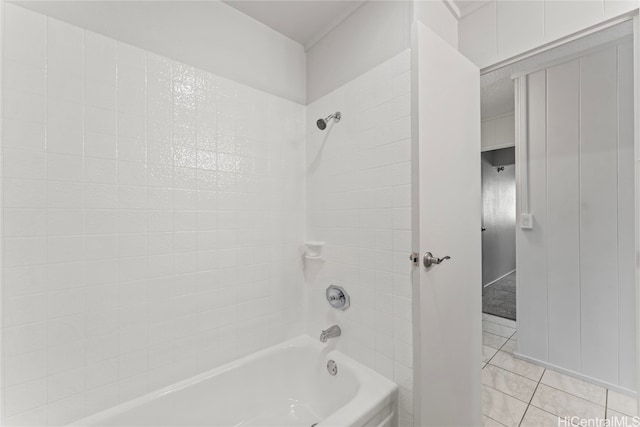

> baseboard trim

[
  {"left": 483, "top": 269, "right": 516, "bottom": 288},
  {"left": 513, "top": 352, "right": 637, "bottom": 397}
]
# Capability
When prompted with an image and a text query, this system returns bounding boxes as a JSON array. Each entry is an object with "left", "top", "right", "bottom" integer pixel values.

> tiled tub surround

[
  {"left": 305, "top": 51, "right": 413, "bottom": 425},
  {"left": 1, "top": 4, "right": 305, "bottom": 425}
]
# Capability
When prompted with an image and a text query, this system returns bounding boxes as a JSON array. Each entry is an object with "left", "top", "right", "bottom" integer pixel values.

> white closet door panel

[
  {"left": 546, "top": 59, "right": 581, "bottom": 371},
  {"left": 616, "top": 42, "right": 636, "bottom": 390},
  {"left": 579, "top": 47, "right": 619, "bottom": 384},
  {"left": 517, "top": 70, "right": 548, "bottom": 361}
]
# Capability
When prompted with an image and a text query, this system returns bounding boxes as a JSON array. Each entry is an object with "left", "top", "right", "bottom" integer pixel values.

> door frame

[{"left": 633, "top": 14, "right": 639, "bottom": 412}]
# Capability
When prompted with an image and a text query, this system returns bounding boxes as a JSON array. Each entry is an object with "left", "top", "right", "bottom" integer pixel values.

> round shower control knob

[{"left": 326, "top": 285, "right": 350, "bottom": 311}]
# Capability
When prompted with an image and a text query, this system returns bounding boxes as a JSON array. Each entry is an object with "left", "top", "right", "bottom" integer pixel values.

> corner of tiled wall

[{"left": 304, "top": 49, "right": 414, "bottom": 426}]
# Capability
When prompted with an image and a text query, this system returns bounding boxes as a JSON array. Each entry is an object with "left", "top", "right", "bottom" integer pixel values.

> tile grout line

[
  {"left": 517, "top": 368, "right": 545, "bottom": 427},
  {"left": 484, "top": 322, "right": 612, "bottom": 426},
  {"left": 483, "top": 326, "right": 517, "bottom": 339},
  {"left": 486, "top": 415, "right": 508, "bottom": 427},
  {"left": 483, "top": 313, "right": 517, "bottom": 327},
  {"left": 510, "top": 363, "right": 609, "bottom": 421},
  {"left": 484, "top": 362, "right": 540, "bottom": 398},
  {"left": 492, "top": 348, "right": 607, "bottom": 409},
  {"left": 533, "top": 379, "right": 608, "bottom": 409},
  {"left": 483, "top": 321, "right": 517, "bottom": 332},
  {"left": 483, "top": 329, "right": 517, "bottom": 367},
  {"left": 483, "top": 324, "right": 543, "bottom": 426},
  {"left": 483, "top": 321, "right": 517, "bottom": 336}
]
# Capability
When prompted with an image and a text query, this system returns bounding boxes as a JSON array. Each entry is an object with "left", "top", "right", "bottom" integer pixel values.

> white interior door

[{"left": 412, "top": 23, "right": 482, "bottom": 426}]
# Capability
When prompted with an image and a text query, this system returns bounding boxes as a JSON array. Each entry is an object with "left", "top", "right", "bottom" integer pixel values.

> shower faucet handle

[{"left": 326, "top": 285, "right": 350, "bottom": 311}]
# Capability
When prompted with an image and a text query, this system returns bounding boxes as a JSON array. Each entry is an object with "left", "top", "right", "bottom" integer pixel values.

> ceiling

[
  {"left": 481, "top": 79, "right": 514, "bottom": 120},
  {"left": 223, "top": 0, "right": 365, "bottom": 49}
]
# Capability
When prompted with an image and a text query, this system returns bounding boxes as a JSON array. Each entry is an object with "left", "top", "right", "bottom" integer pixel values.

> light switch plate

[{"left": 520, "top": 213, "right": 533, "bottom": 229}]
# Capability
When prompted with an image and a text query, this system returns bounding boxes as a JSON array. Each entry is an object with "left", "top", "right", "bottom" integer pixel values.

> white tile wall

[
  {"left": 305, "top": 50, "right": 413, "bottom": 425},
  {"left": 1, "top": 4, "right": 305, "bottom": 425}
]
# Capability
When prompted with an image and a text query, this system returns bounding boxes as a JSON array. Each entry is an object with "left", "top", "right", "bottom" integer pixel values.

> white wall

[
  {"left": 482, "top": 113, "right": 515, "bottom": 151},
  {"left": 305, "top": 50, "right": 413, "bottom": 425},
  {"left": 517, "top": 41, "right": 636, "bottom": 391},
  {"left": 413, "top": 0, "right": 459, "bottom": 49},
  {"left": 306, "top": 1, "right": 413, "bottom": 103},
  {"left": 306, "top": 0, "right": 458, "bottom": 104},
  {"left": 459, "top": 0, "right": 639, "bottom": 68},
  {"left": 12, "top": 0, "right": 307, "bottom": 104},
  {"left": 1, "top": 4, "right": 305, "bottom": 425},
  {"left": 15, "top": 0, "right": 460, "bottom": 106},
  {"left": 481, "top": 154, "right": 515, "bottom": 286}
]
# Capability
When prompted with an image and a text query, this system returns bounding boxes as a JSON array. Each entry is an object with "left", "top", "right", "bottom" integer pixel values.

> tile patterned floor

[{"left": 482, "top": 314, "right": 638, "bottom": 427}]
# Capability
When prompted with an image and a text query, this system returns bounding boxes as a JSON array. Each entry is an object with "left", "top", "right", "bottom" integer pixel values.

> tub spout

[{"left": 320, "top": 325, "right": 341, "bottom": 343}]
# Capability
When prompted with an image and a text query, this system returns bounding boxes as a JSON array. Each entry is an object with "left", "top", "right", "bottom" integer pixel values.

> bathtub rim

[{"left": 72, "top": 334, "right": 398, "bottom": 427}]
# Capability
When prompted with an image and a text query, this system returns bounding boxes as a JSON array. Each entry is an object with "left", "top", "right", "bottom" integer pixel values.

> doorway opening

[
  {"left": 479, "top": 18, "right": 638, "bottom": 426},
  {"left": 481, "top": 147, "right": 516, "bottom": 321}
]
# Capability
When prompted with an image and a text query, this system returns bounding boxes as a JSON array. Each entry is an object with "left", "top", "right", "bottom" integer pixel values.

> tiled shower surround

[
  {"left": 305, "top": 50, "right": 413, "bottom": 424},
  {"left": 1, "top": 4, "right": 305, "bottom": 425},
  {"left": 1, "top": 5, "right": 415, "bottom": 427}
]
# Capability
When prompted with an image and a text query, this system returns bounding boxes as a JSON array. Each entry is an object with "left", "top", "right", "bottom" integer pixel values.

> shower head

[
  {"left": 316, "top": 112, "right": 341, "bottom": 130},
  {"left": 316, "top": 118, "right": 328, "bottom": 130}
]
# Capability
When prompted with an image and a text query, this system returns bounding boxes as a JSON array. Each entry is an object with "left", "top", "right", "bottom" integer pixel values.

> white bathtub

[{"left": 73, "top": 335, "right": 398, "bottom": 427}]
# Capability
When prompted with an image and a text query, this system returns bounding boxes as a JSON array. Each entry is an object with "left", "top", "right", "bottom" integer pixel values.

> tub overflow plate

[{"left": 327, "top": 360, "right": 338, "bottom": 376}]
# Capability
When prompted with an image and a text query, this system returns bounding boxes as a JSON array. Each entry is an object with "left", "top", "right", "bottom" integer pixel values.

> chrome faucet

[{"left": 320, "top": 325, "right": 341, "bottom": 343}]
